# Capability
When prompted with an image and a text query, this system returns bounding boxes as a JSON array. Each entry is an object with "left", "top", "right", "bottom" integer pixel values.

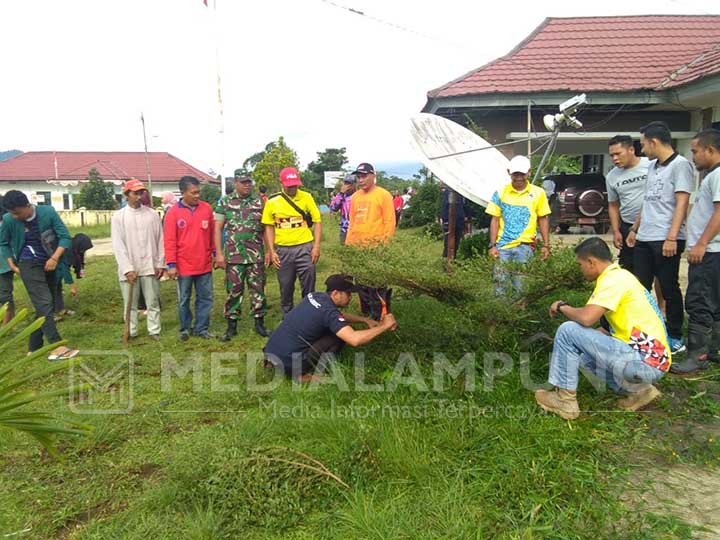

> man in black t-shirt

[{"left": 264, "top": 273, "right": 397, "bottom": 381}]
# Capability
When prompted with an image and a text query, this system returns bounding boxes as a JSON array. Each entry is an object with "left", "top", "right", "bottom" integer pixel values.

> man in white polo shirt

[
  {"left": 605, "top": 135, "right": 648, "bottom": 273},
  {"left": 627, "top": 121, "right": 694, "bottom": 354},
  {"left": 671, "top": 129, "right": 720, "bottom": 374}
]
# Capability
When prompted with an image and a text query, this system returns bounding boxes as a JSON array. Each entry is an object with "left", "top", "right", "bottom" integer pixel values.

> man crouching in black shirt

[{"left": 264, "top": 274, "right": 397, "bottom": 382}]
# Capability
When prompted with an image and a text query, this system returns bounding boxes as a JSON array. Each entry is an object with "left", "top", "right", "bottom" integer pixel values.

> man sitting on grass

[
  {"left": 535, "top": 237, "right": 670, "bottom": 420},
  {"left": 263, "top": 274, "right": 397, "bottom": 382}
]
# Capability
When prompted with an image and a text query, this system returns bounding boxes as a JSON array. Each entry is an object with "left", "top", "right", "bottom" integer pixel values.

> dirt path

[
  {"left": 86, "top": 237, "right": 113, "bottom": 258},
  {"left": 625, "top": 461, "right": 720, "bottom": 539}
]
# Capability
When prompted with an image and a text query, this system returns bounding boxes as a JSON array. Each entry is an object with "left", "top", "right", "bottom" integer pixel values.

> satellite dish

[{"left": 409, "top": 113, "right": 509, "bottom": 207}]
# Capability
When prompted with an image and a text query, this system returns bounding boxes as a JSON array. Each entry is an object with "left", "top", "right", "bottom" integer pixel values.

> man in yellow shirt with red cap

[{"left": 262, "top": 167, "right": 322, "bottom": 317}]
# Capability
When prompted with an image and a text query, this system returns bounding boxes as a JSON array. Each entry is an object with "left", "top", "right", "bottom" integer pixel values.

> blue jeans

[
  {"left": 548, "top": 321, "right": 665, "bottom": 393},
  {"left": 493, "top": 244, "right": 533, "bottom": 296},
  {"left": 177, "top": 272, "right": 213, "bottom": 334}
]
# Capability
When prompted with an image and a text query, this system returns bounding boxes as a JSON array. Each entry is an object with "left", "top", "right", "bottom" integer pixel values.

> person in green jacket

[
  {"left": 0, "top": 190, "right": 78, "bottom": 359},
  {"left": 0, "top": 197, "right": 15, "bottom": 324}
]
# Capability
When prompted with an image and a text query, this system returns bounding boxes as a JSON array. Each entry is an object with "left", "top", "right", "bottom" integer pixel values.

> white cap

[{"left": 508, "top": 155, "right": 531, "bottom": 174}]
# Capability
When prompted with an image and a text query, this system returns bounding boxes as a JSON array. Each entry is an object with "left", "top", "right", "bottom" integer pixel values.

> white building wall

[{"left": 1, "top": 181, "right": 179, "bottom": 210}]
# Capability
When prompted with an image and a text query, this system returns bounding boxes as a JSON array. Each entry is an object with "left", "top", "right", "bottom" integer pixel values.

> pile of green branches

[{"left": 331, "top": 234, "right": 590, "bottom": 347}]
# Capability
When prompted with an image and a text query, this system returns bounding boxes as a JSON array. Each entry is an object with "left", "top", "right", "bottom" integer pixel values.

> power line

[
  {"left": 317, "top": 0, "right": 470, "bottom": 50},
  {"left": 428, "top": 134, "right": 554, "bottom": 161},
  {"left": 656, "top": 41, "right": 720, "bottom": 90},
  {"left": 317, "top": 0, "right": 678, "bottom": 97}
]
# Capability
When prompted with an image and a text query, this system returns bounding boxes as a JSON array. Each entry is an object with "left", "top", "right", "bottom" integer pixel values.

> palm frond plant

[{"left": 0, "top": 304, "right": 92, "bottom": 457}]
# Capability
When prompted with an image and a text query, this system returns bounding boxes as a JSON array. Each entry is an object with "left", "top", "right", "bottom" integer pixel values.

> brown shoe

[
  {"left": 535, "top": 388, "right": 580, "bottom": 420},
  {"left": 617, "top": 385, "right": 660, "bottom": 412}
]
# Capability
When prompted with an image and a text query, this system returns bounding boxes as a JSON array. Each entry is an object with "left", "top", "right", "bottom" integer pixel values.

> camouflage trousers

[{"left": 224, "top": 262, "right": 267, "bottom": 319}]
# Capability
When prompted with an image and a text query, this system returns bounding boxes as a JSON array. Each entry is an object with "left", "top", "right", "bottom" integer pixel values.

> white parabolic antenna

[{"left": 409, "top": 113, "right": 509, "bottom": 207}]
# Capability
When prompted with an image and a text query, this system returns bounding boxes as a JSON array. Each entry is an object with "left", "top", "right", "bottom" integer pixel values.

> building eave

[{"left": 422, "top": 74, "right": 720, "bottom": 114}]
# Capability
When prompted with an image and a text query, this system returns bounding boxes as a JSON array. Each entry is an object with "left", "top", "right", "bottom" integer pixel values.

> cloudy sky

[{"left": 0, "top": 0, "right": 712, "bottom": 177}]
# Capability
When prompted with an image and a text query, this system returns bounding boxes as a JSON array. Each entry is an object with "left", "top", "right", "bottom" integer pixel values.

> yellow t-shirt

[
  {"left": 485, "top": 183, "right": 551, "bottom": 249},
  {"left": 261, "top": 190, "right": 321, "bottom": 247},
  {"left": 588, "top": 263, "right": 671, "bottom": 371},
  {"left": 346, "top": 186, "right": 396, "bottom": 247}
]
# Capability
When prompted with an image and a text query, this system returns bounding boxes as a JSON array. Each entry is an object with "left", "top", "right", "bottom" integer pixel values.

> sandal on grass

[{"left": 48, "top": 346, "right": 80, "bottom": 361}]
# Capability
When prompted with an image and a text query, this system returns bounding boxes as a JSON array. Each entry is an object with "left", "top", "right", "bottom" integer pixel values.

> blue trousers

[
  {"left": 176, "top": 272, "right": 213, "bottom": 334},
  {"left": 493, "top": 244, "right": 533, "bottom": 295},
  {"left": 548, "top": 321, "right": 665, "bottom": 393}
]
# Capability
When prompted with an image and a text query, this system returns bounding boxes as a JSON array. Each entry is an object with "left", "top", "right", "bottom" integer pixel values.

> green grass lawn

[
  {"left": 68, "top": 222, "right": 111, "bottom": 241},
  {"left": 1, "top": 222, "right": 719, "bottom": 539}
]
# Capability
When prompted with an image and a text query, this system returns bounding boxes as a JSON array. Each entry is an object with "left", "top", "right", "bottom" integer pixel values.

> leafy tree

[
  {"left": 376, "top": 171, "right": 414, "bottom": 195},
  {"left": 531, "top": 153, "right": 581, "bottom": 179},
  {"left": 412, "top": 166, "right": 435, "bottom": 183},
  {"left": 463, "top": 114, "right": 489, "bottom": 139},
  {"left": 200, "top": 184, "right": 221, "bottom": 204},
  {"left": 0, "top": 149, "right": 22, "bottom": 162},
  {"left": 302, "top": 147, "right": 350, "bottom": 197},
  {"left": 235, "top": 141, "right": 279, "bottom": 177},
  {"left": 74, "top": 168, "right": 116, "bottom": 210},
  {"left": 400, "top": 180, "right": 441, "bottom": 228},
  {"left": 252, "top": 137, "right": 300, "bottom": 193},
  {"left": 307, "top": 148, "right": 348, "bottom": 176}
]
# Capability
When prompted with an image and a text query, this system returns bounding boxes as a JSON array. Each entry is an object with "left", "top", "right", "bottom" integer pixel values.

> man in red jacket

[{"left": 164, "top": 176, "right": 215, "bottom": 341}]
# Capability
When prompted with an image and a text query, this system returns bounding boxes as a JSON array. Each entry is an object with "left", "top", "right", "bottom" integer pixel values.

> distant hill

[
  {"left": 0, "top": 150, "right": 22, "bottom": 162},
  {"left": 374, "top": 160, "right": 423, "bottom": 180}
]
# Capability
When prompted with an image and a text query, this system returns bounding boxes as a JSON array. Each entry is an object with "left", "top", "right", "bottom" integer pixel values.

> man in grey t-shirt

[
  {"left": 627, "top": 121, "right": 693, "bottom": 354},
  {"left": 672, "top": 129, "right": 720, "bottom": 374},
  {"left": 606, "top": 135, "right": 648, "bottom": 272}
]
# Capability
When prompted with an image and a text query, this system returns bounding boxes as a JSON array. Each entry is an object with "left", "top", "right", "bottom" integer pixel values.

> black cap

[
  {"left": 352, "top": 163, "right": 375, "bottom": 175},
  {"left": 325, "top": 273, "right": 358, "bottom": 293},
  {"left": 343, "top": 173, "right": 357, "bottom": 184},
  {"left": 234, "top": 174, "right": 252, "bottom": 183}
]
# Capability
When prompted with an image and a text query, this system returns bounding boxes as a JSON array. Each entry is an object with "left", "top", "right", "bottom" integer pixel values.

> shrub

[
  {"left": 200, "top": 184, "right": 221, "bottom": 204},
  {"left": 456, "top": 230, "right": 490, "bottom": 260},
  {"left": 331, "top": 230, "right": 590, "bottom": 348},
  {"left": 400, "top": 181, "right": 441, "bottom": 228}
]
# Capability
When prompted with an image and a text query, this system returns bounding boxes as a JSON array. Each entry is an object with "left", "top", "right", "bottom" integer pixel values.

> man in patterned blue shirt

[{"left": 486, "top": 155, "right": 551, "bottom": 295}]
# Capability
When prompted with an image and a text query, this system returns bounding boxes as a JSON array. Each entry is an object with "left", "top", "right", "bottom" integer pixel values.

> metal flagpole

[
  {"left": 141, "top": 112, "right": 152, "bottom": 195},
  {"left": 213, "top": 0, "right": 226, "bottom": 194}
]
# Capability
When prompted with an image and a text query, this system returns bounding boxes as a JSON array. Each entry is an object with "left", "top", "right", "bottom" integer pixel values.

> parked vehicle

[{"left": 543, "top": 173, "right": 609, "bottom": 234}]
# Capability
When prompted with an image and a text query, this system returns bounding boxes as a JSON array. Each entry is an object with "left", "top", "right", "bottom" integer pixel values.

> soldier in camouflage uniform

[{"left": 214, "top": 174, "right": 270, "bottom": 340}]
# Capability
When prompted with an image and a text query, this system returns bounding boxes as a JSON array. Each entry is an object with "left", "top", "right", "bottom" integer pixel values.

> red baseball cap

[
  {"left": 279, "top": 167, "right": 302, "bottom": 187},
  {"left": 123, "top": 178, "right": 147, "bottom": 192}
]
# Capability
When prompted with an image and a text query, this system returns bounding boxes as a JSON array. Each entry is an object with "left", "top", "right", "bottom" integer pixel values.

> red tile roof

[
  {"left": 0, "top": 151, "right": 217, "bottom": 184},
  {"left": 430, "top": 15, "right": 720, "bottom": 98}
]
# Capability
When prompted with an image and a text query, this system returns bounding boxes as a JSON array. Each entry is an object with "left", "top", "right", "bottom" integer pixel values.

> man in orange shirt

[{"left": 346, "top": 163, "right": 396, "bottom": 247}]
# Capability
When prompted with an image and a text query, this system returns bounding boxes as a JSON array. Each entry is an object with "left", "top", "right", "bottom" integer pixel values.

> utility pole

[
  {"left": 527, "top": 100, "right": 532, "bottom": 159},
  {"left": 141, "top": 112, "right": 152, "bottom": 195},
  {"left": 447, "top": 190, "right": 457, "bottom": 260}
]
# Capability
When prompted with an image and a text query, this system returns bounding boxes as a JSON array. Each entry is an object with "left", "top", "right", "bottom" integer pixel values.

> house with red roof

[
  {"left": 0, "top": 151, "right": 218, "bottom": 210},
  {"left": 423, "top": 15, "right": 720, "bottom": 173}
]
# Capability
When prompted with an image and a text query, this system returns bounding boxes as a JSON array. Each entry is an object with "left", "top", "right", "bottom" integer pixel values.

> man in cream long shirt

[{"left": 111, "top": 179, "right": 165, "bottom": 340}]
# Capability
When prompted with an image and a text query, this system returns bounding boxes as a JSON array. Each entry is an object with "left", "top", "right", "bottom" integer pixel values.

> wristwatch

[
  {"left": 488, "top": 242, "right": 496, "bottom": 249},
  {"left": 556, "top": 301, "right": 570, "bottom": 313}
]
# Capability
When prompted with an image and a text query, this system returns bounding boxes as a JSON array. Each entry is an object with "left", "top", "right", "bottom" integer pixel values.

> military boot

[
  {"left": 254, "top": 317, "right": 270, "bottom": 337},
  {"left": 670, "top": 323, "right": 711, "bottom": 374},
  {"left": 219, "top": 319, "right": 238, "bottom": 342}
]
